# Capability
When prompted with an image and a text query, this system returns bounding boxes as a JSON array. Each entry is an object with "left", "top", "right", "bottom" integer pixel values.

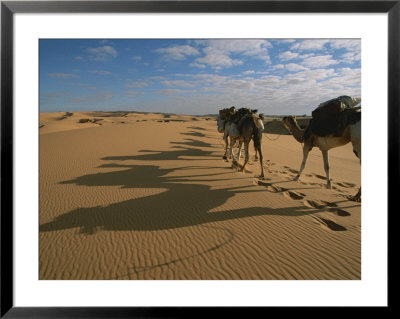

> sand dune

[{"left": 39, "top": 111, "right": 361, "bottom": 280}]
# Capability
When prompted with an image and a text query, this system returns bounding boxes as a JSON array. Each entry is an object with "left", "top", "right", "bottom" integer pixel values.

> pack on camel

[
  {"left": 217, "top": 106, "right": 265, "bottom": 177},
  {"left": 282, "top": 96, "right": 361, "bottom": 202}
]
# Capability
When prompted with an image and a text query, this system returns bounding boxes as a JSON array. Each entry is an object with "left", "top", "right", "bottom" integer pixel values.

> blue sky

[{"left": 39, "top": 39, "right": 361, "bottom": 115}]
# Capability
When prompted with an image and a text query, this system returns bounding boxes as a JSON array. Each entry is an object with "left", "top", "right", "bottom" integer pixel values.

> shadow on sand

[{"left": 40, "top": 141, "right": 320, "bottom": 235}]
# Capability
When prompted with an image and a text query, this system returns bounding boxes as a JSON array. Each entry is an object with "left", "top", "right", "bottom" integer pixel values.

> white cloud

[
  {"left": 124, "top": 90, "right": 145, "bottom": 97},
  {"left": 87, "top": 46, "right": 118, "bottom": 61},
  {"left": 125, "top": 81, "right": 149, "bottom": 88},
  {"left": 196, "top": 51, "right": 243, "bottom": 68},
  {"left": 270, "top": 64, "right": 285, "bottom": 70},
  {"left": 286, "top": 68, "right": 336, "bottom": 81},
  {"left": 191, "top": 73, "right": 227, "bottom": 84},
  {"left": 189, "top": 62, "right": 206, "bottom": 68},
  {"left": 340, "top": 51, "right": 361, "bottom": 64},
  {"left": 89, "top": 70, "right": 112, "bottom": 75},
  {"left": 225, "top": 79, "right": 255, "bottom": 90},
  {"left": 156, "top": 89, "right": 188, "bottom": 95},
  {"left": 68, "top": 91, "right": 114, "bottom": 103},
  {"left": 329, "top": 39, "right": 361, "bottom": 51},
  {"left": 255, "top": 75, "right": 282, "bottom": 87},
  {"left": 194, "top": 39, "right": 272, "bottom": 68},
  {"left": 72, "top": 82, "right": 97, "bottom": 90},
  {"left": 301, "top": 55, "right": 339, "bottom": 68},
  {"left": 291, "top": 40, "right": 330, "bottom": 51},
  {"left": 323, "top": 67, "right": 361, "bottom": 87},
  {"left": 154, "top": 45, "right": 199, "bottom": 60},
  {"left": 285, "top": 63, "right": 309, "bottom": 72},
  {"left": 279, "top": 51, "right": 299, "bottom": 61},
  {"left": 161, "top": 80, "right": 195, "bottom": 88},
  {"left": 46, "top": 72, "right": 79, "bottom": 78}
]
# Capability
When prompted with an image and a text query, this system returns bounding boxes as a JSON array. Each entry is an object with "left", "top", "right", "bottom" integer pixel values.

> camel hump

[
  {"left": 236, "top": 108, "right": 262, "bottom": 127},
  {"left": 312, "top": 98, "right": 345, "bottom": 120},
  {"left": 312, "top": 96, "right": 361, "bottom": 120},
  {"left": 219, "top": 106, "right": 236, "bottom": 120},
  {"left": 308, "top": 107, "right": 361, "bottom": 138}
]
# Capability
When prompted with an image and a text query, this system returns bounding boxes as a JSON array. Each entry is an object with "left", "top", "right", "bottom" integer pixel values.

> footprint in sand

[
  {"left": 334, "top": 193, "right": 351, "bottom": 199},
  {"left": 279, "top": 171, "right": 289, "bottom": 176},
  {"left": 310, "top": 182, "right": 324, "bottom": 187},
  {"left": 336, "top": 181, "right": 356, "bottom": 188},
  {"left": 257, "top": 181, "right": 287, "bottom": 193},
  {"left": 304, "top": 199, "right": 328, "bottom": 209},
  {"left": 313, "top": 216, "right": 347, "bottom": 231},
  {"left": 283, "top": 190, "right": 306, "bottom": 200},
  {"left": 304, "top": 199, "right": 339, "bottom": 209},
  {"left": 328, "top": 208, "right": 351, "bottom": 217},
  {"left": 267, "top": 185, "right": 287, "bottom": 193},
  {"left": 321, "top": 200, "right": 338, "bottom": 207},
  {"left": 284, "top": 167, "right": 299, "bottom": 174}
]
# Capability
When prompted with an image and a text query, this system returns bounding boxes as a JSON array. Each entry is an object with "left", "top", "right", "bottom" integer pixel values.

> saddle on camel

[{"left": 305, "top": 95, "right": 361, "bottom": 140}]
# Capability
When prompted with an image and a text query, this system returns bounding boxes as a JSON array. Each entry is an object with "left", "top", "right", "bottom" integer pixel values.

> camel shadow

[
  {"left": 171, "top": 138, "right": 215, "bottom": 148},
  {"left": 42, "top": 141, "right": 329, "bottom": 235},
  {"left": 181, "top": 131, "right": 207, "bottom": 137},
  {"left": 101, "top": 145, "right": 219, "bottom": 162},
  {"left": 188, "top": 126, "right": 207, "bottom": 131},
  {"left": 44, "top": 164, "right": 317, "bottom": 234}
]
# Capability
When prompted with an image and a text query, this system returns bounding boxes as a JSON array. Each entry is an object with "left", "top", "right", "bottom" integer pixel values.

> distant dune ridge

[{"left": 39, "top": 111, "right": 360, "bottom": 280}]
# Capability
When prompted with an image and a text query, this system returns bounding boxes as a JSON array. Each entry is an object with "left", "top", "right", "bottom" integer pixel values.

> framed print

[{"left": 1, "top": 0, "right": 395, "bottom": 317}]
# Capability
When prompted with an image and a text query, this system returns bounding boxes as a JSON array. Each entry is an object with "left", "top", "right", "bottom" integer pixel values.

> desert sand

[{"left": 39, "top": 111, "right": 361, "bottom": 280}]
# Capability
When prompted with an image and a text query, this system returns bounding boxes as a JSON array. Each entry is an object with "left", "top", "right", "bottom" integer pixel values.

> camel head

[
  {"left": 216, "top": 116, "right": 226, "bottom": 133},
  {"left": 219, "top": 106, "right": 236, "bottom": 121},
  {"left": 282, "top": 115, "right": 296, "bottom": 129}
]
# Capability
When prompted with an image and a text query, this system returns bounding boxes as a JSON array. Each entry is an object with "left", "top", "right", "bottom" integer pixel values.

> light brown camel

[
  {"left": 218, "top": 107, "right": 264, "bottom": 177},
  {"left": 282, "top": 108, "right": 361, "bottom": 202}
]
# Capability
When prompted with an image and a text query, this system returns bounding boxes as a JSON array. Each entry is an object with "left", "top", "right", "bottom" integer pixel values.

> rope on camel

[{"left": 264, "top": 133, "right": 282, "bottom": 141}]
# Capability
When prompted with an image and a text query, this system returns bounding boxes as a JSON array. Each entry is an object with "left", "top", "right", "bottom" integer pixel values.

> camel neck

[{"left": 288, "top": 119, "right": 305, "bottom": 143}]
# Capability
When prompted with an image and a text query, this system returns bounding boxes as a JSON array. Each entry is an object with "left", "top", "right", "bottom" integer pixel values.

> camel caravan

[
  {"left": 217, "top": 106, "right": 265, "bottom": 178},
  {"left": 217, "top": 95, "right": 361, "bottom": 202}
]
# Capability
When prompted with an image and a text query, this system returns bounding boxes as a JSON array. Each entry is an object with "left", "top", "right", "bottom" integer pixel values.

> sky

[{"left": 39, "top": 39, "right": 361, "bottom": 116}]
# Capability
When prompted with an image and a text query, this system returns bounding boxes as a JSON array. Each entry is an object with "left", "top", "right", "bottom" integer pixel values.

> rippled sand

[{"left": 39, "top": 111, "right": 361, "bottom": 280}]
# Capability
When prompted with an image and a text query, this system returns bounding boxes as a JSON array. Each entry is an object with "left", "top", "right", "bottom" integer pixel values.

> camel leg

[
  {"left": 256, "top": 145, "right": 264, "bottom": 177},
  {"left": 295, "top": 145, "right": 311, "bottom": 181},
  {"left": 352, "top": 187, "right": 361, "bottom": 202},
  {"left": 254, "top": 146, "right": 258, "bottom": 161},
  {"left": 222, "top": 131, "right": 229, "bottom": 159},
  {"left": 240, "top": 141, "right": 250, "bottom": 173},
  {"left": 228, "top": 136, "right": 234, "bottom": 159},
  {"left": 350, "top": 130, "right": 361, "bottom": 202},
  {"left": 350, "top": 157, "right": 361, "bottom": 201},
  {"left": 223, "top": 140, "right": 228, "bottom": 159},
  {"left": 230, "top": 138, "right": 238, "bottom": 164},
  {"left": 321, "top": 150, "right": 331, "bottom": 189},
  {"left": 237, "top": 141, "right": 243, "bottom": 162}
]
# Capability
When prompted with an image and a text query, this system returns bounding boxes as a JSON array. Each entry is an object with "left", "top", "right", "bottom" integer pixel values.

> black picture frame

[{"left": 1, "top": 1, "right": 395, "bottom": 317}]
